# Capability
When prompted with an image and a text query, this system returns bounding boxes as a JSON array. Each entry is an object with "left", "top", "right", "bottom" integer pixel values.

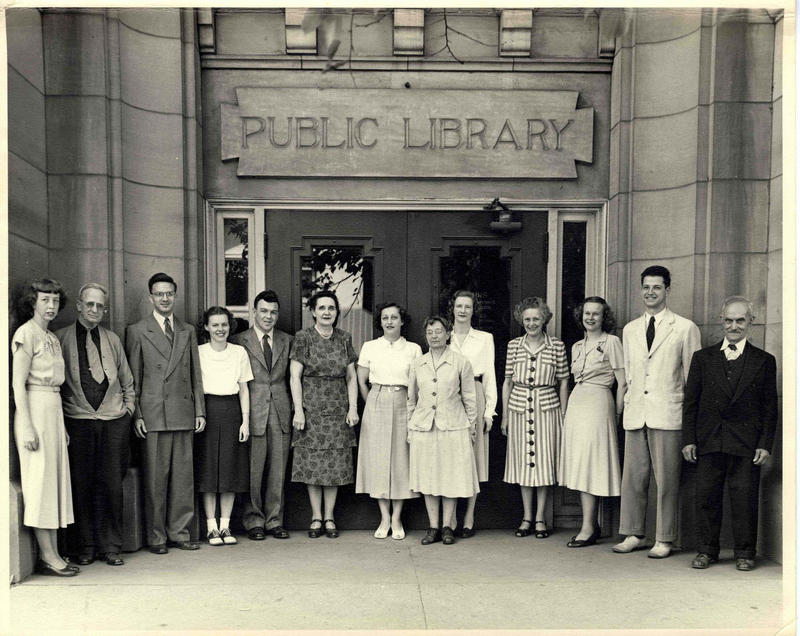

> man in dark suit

[
  {"left": 126, "top": 273, "right": 205, "bottom": 554},
  {"left": 57, "top": 283, "right": 135, "bottom": 566},
  {"left": 233, "top": 290, "right": 293, "bottom": 540},
  {"left": 682, "top": 296, "right": 777, "bottom": 571}
]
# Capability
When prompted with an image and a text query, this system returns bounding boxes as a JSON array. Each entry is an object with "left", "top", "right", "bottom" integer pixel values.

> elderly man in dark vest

[{"left": 682, "top": 296, "right": 778, "bottom": 571}]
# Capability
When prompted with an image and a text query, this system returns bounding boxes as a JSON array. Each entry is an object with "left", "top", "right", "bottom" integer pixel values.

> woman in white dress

[
  {"left": 559, "top": 297, "right": 626, "bottom": 547},
  {"left": 356, "top": 303, "right": 422, "bottom": 540},
  {"left": 11, "top": 279, "right": 78, "bottom": 576},
  {"left": 446, "top": 290, "right": 496, "bottom": 538},
  {"left": 408, "top": 316, "right": 479, "bottom": 546},
  {"left": 196, "top": 306, "right": 253, "bottom": 546}
]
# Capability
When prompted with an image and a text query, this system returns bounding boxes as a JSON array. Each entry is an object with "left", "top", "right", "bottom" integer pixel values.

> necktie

[
  {"left": 85, "top": 328, "right": 105, "bottom": 384},
  {"left": 164, "top": 317, "right": 174, "bottom": 347},
  {"left": 726, "top": 343, "right": 739, "bottom": 360},
  {"left": 646, "top": 316, "right": 655, "bottom": 351},
  {"left": 262, "top": 333, "right": 272, "bottom": 371}
]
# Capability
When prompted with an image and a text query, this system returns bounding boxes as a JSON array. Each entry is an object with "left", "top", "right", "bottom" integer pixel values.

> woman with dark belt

[
  {"left": 446, "top": 290, "right": 496, "bottom": 538},
  {"left": 290, "top": 291, "right": 359, "bottom": 539},
  {"left": 11, "top": 278, "right": 78, "bottom": 576},
  {"left": 356, "top": 302, "right": 422, "bottom": 540},
  {"left": 196, "top": 306, "right": 253, "bottom": 545},
  {"left": 501, "top": 297, "right": 569, "bottom": 539},
  {"left": 407, "top": 316, "right": 479, "bottom": 546}
]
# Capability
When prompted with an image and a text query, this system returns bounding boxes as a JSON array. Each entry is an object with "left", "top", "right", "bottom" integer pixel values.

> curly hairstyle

[
  {"left": 513, "top": 296, "right": 552, "bottom": 329},
  {"left": 20, "top": 278, "right": 68, "bottom": 322},
  {"left": 448, "top": 289, "right": 482, "bottom": 327},
  {"left": 200, "top": 305, "right": 235, "bottom": 343},
  {"left": 373, "top": 302, "right": 410, "bottom": 335},
  {"left": 573, "top": 296, "right": 616, "bottom": 333},
  {"left": 422, "top": 315, "right": 452, "bottom": 333},
  {"left": 307, "top": 290, "right": 341, "bottom": 327}
]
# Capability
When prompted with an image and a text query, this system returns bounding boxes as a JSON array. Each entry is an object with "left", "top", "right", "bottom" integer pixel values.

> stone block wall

[{"left": 607, "top": 7, "right": 783, "bottom": 560}]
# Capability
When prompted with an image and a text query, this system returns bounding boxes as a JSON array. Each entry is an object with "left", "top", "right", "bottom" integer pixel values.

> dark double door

[{"left": 265, "top": 208, "right": 550, "bottom": 530}]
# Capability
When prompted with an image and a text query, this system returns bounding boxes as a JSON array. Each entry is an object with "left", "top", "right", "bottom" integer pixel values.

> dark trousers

[
  {"left": 243, "top": 412, "right": 291, "bottom": 531},
  {"left": 143, "top": 430, "right": 195, "bottom": 546},
  {"left": 696, "top": 451, "right": 761, "bottom": 559},
  {"left": 65, "top": 414, "right": 131, "bottom": 554}
]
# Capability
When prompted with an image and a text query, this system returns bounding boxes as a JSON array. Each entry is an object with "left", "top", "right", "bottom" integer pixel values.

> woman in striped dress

[
  {"left": 356, "top": 302, "right": 422, "bottom": 540},
  {"left": 501, "top": 297, "right": 569, "bottom": 539}
]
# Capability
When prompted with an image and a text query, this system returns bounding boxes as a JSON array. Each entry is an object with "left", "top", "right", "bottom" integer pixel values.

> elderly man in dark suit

[
  {"left": 126, "top": 273, "right": 205, "bottom": 554},
  {"left": 233, "top": 290, "right": 294, "bottom": 540},
  {"left": 57, "top": 283, "right": 135, "bottom": 566},
  {"left": 682, "top": 296, "right": 778, "bottom": 571}
]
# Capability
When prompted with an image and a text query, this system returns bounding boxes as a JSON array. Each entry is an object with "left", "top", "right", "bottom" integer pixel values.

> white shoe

[
  {"left": 648, "top": 541, "right": 672, "bottom": 559},
  {"left": 374, "top": 525, "right": 390, "bottom": 539},
  {"left": 613, "top": 535, "right": 645, "bottom": 553},
  {"left": 391, "top": 523, "right": 405, "bottom": 540}
]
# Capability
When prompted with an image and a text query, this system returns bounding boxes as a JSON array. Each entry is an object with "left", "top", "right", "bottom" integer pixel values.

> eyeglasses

[{"left": 151, "top": 291, "right": 176, "bottom": 299}]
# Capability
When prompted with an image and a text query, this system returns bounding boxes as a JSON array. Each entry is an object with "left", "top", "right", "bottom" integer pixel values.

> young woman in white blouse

[
  {"left": 196, "top": 306, "right": 253, "bottom": 545},
  {"left": 356, "top": 303, "right": 422, "bottom": 540},
  {"left": 447, "top": 290, "right": 497, "bottom": 538}
]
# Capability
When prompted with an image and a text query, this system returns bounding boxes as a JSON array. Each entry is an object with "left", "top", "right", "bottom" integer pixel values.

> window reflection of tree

[{"left": 225, "top": 220, "right": 248, "bottom": 306}]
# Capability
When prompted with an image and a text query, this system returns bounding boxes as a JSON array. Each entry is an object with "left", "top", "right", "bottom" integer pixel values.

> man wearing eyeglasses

[
  {"left": 57, "top": 283, "right": 136, "bottom": 566},
  {"left": 126, "top": 273, "right": 205, "bottom": 554}
]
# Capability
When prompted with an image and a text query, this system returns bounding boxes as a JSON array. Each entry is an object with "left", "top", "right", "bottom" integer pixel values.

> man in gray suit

[
  {"left": 233, "top": 290, "right": 293, "bottom": 540},
  {"left": 126, "top": 273, "right": 205, "bottom": 553}
]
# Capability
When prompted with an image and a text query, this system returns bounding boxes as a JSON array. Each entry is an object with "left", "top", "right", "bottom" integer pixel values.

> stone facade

[{"left": 7, "top": 7, "right": 785, "bottom": 580}]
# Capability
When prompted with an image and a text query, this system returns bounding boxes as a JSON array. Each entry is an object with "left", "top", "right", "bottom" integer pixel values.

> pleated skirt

[
  {"left": 558, "top": 383, "right": 621, "bottom": 496},
  {"left": 409, "top": 427, "right": 479, "bottom": 498},
  {"left": 355, "top": 385, "right": 418, "bottom": 500},
  {"left": 14, "top": 390, "right": 74, "bottom": 529},
  {"left": 195, "top": 394, "right": 250, "bottom": 493},
  {"left": 503, "top": 402, "right": 562, "bottom": 487}
]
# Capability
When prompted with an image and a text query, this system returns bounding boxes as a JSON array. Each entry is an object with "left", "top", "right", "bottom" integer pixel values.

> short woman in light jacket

[{"left": 407, "top": 316, "right": 479, "bottom": 546}]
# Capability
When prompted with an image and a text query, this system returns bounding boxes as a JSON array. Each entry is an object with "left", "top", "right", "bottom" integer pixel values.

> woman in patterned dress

[
  {"left": 501, "top": 297, "right": 569, "bottom": 539},
  {"left": 356, "top": 302, "right": 422, "bottom": 540},
  {"left": 559, "top": 297, "right": 626, "bottom": 547},
  {"left": 446, "top": 290, "right": 496, "bottom": 538},
  {"left": 11, "top": 279, "right": 78, "bottom": 576},
  {"left": 290, "top": 291, "right": 359, "bottom": 539}
]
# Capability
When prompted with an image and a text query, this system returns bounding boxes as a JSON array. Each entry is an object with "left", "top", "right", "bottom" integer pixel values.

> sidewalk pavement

[{"left": 6, "top": 528, "right": 787, "bottom": 633}]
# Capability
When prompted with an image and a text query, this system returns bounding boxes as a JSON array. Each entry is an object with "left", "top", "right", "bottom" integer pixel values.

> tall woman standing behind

[
  {"left": 12, "top": 279, "right": 77, "bottom": 576},
  {"left": 356, "top": 302, "right": 422, "bottom": 540},
  {"left": 290, "top": 291, "right": 359, "bottom": 539},
  {"left": 447, "top": 290, "right": 496, "bottom": 538},
  {"left": 501, "top": 297, "right": 569, "bottom": 540},
  {"left": 195, "top": 306, "right": 253, "bottom": 545},
  {"left": 559, "top": 297, "right": 626, "bottom": 547}
]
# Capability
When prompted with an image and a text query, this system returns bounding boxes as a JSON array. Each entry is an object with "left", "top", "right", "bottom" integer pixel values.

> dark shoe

[
  {"left": 247, "top": 527, "right": 267, "bottom": 541},
  {"left": 459, "top": 526, "right": 475, "bottom": 539},
  {"left": 76, "top": 552, "right": 95, "bottom": 566},
  {"left": 534, "top": 520, "right": 551, "bottom": 539},
  {"left": 105, "top": 552, "right": 124, "bottom": 566},
  {"left": 442, "top": 526, "right": 455, "bottom": 545},
  {"left": 736, "top": 558, "right": 755, "bottom": 571},
  {"left": 515, "top": 519, "right": 532, "bottom": 537},
  {"left": 421, "top": 528, "right": 441, "bottom": 545},
  {"left": 567, "top": 526, "right": 600, "bottom": 548},
  {"left": 324, "top": 519, "right": 339, "bottom": 539},
  {"left": 308, "top": 519, "right": 323, "bottom": 538},
  {"left": 36, "top": 560, "right": 77, "bottom": 577},
  {"left": 61, "top": 557, "right": 80, "bottom": 572},
  {"left": 166, "top": 540, "right": 200, "bottom": 551},
  {"left": 269, "top": 526, "right": 290, "bottom": 539},
  {"left": 691, "top": 553, "right": 718, "bottom": 569},
  {"left": 149, "top": 544, "right": 168, "bottom": 555}
]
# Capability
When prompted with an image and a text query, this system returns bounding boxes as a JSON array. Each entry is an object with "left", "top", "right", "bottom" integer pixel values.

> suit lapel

[
  {"left": 271, "top": 330, "right": 287, "bottom": 374},
  {"left": 710, "top": 343, "right": 734, "bottom": 399},
  {"left": 243, "top": 328, "right": 268, "bottom": 372},
  {"left": 730, "top": 343, "right": 763, "bottom": 405},
  {"left": 648, "top": 310, "right": 674, "bottom": 355},
  {"left": 142, "top": 315, "right": 173, "bottom": 361},
  {"left": 165, "top": 319, "right": 190, "bottom": 377}
]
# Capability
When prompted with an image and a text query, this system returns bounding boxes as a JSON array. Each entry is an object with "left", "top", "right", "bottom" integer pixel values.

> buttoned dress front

[
  {"left": 503, "top": 334, "right": 569, "bottom": 487},
  {"left": 558, "top": 334, "right": 623, "bottom": 496},
  {"left": 407, "top": 347, "right": 479, "bottom": 498},
  {"left": 356, "top": 336, "right": 422, "bottom": 500},
  {"left": 449, "top": 328, "right": 497, "bottom": 482},
  {"left": 12, "top": 319, "right": 74, "bottom": 528}
]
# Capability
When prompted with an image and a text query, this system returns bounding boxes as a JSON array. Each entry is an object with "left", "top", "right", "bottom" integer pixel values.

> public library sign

[{"left": 221, "top": 88, "right": 593, "bottom": 178}]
